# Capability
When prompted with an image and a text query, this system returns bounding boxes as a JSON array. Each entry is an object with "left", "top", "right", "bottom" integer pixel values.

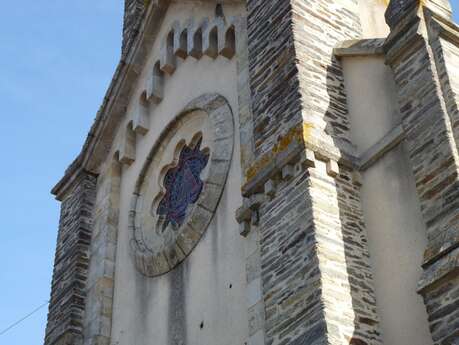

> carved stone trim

[{"left": 129, "top": 94, "right": 234, "bottom": 277}]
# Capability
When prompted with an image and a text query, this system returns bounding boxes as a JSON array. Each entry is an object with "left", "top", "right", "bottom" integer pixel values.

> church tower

[{"left": 44, "top": 1, "right": 459, "bottom": 344}]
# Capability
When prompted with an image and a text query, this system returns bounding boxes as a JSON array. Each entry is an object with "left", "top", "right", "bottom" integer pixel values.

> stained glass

[{"left": 157, "top": 138, "right": 209, "bottom": 230}]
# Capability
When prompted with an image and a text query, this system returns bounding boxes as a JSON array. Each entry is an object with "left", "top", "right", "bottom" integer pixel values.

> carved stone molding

[{"left": 129, "top": 93, "right": 234, "bottom": 277}]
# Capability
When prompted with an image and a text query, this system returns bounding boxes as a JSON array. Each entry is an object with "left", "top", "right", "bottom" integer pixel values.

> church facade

[{"left": 44, "top": 0, "right": 459, "bottom": 344}]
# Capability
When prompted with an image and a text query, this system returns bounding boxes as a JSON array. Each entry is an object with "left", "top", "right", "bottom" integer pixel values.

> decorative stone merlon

[
  {"left": 203, "top": 19, "right": 219, "bottom": 58},
  {"left": 132, "top": 97, "right": 149, "bottom": 135},
  {"left": 115, "top": 16, "right": 241, "bottom": 170},
  {"left": 117, "top": 123, "right": 136, "bottom": 165},
  {"left": 160, "top": 33, "right": 177, "bottom": 75},
  {"left": 173, "top": 20, "right": 188, "bottom": 59},
  {"left": 146, "top": 63, "right": 164, "bottom": 104}
]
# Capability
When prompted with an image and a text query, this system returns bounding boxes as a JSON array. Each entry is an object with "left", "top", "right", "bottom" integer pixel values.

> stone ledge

[
  {"left": 359, "top": 124, "right": 405, "bottom": 171},
  {"left": 334, "top": 38, "right": 386, "bottom": 57},
  {"left": 423, "top": 229, "right": 459, "bottom": 267},
  {"left": 241, "top": 123, "right": 357, "bottom": 198},
  {"left": 418, "top": 246, "right": 459, "bottom": 293}
]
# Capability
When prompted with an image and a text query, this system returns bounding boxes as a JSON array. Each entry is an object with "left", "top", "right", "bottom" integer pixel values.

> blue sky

[
  {"left": 0, "top": 2, "right": 123, "bottom": 344},
  {"left": 0, "top": 2, "right": 458, "bottom": 345}
]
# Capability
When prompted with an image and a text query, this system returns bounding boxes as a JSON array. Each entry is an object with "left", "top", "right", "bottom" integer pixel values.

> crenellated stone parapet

[{"left": 115, "top": 16, "right": 237, "bottom": 167}]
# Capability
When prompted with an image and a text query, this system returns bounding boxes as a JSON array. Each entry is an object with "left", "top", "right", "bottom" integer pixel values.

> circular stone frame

[{"left": 129, "top": 94, "right": 234, "bottom": 277}]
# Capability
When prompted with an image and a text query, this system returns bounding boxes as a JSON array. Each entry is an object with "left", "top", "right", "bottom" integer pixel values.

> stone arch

[{"left": 130, "top": 93, "right": 235, "bottom": 277}]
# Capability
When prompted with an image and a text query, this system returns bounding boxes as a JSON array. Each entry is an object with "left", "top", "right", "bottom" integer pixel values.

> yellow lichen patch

[
  {"left": 245, "top": 152, "right": 274, "bottom": 181},
  {"left": 244, "top": 122, "right": 316, "bottom": 181},
  {"left": 301, "top": 122, "right": 315, "bottom": 142}
]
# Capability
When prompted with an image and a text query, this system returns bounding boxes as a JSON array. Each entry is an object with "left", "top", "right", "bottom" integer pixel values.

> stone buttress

[
  {"left": 240, "top": 0, "right": 383, "bottom": 344},
  {"left": 384, "top": 0, "right": 459, "bottom": 343}
]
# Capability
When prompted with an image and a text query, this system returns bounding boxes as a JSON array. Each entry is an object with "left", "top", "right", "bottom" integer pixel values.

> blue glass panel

[{"left": 157, "top": 138, "right": 209, "bottom": 230}]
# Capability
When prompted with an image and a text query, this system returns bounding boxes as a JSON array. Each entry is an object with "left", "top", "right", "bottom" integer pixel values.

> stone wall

[
  {"left": 244, "top": 1, "right": 383, "bottom": 344},
  {"left": 82, "top": 159, "right": 121, "bottom": 345},
  {"left": 44, "top": 172, "right": 96, "bottom": 345},
  {"left": 122, "top": 0, "right": 147, "bottom": 57},
  {"left": 384, "top": 1, "right": 459, "bottom": 343}
]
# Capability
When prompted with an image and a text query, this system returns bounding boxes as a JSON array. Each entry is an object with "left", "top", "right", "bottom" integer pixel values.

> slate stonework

[
  {"left": 44, "top": 172, "right": 97, "bottom": 345},
  {"left": 384, "top": 1, "right": 459, "bottom": 343},
  {"left": 245, "top": 0, "right": 382, "bottom": 344},
  {"left": 122, "top": 0, "right": 147, "bottom": 57}
]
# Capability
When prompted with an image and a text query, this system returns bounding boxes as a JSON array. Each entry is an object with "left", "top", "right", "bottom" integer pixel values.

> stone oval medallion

[{"left": 130, "top": 94, "right": 234, "bottom": 277}]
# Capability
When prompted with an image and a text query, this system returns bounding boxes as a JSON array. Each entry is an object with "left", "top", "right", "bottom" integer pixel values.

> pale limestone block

[
  {"left": 264, "top": 179, "right": 276, "bottom": 198},
  {"left": 246, "top": 249, "right": 261, "bottom": 283},
  {"left": 304, "top": 148, "right": 316, "bottom": 168},
  {"left": 186, "top": 204, "right": 213, "bottom": 235},
  {"left": 249, "top": 194, "right": 265, "bottom": 210},
  {"left": 326, "top": 159, "right": 339, "bottom": 178},
  {"left": 248, "top": 331, "right": 265, "bottom": 345},
  {"left": 118, "top": 125, "right": 136, "bottom": 165},
  {"left": 248, "top": 301, "right": 265, "bottom": 336},
  {"left": 176, "top": 225, "right": 202, "bottom": 254},
  {"left": 282, "top": 164, "right": 294, "bottom": 180},
  {"left": 132, "top": 98, "right": 149, "bottom": 135},
  {"left": 203, "top": 20, "right": 219, "bottom": 59},
  {"left": 352, "top": 171, "right": 363, "bottom": 186},
  {"left": 164, "top": 242, "right": 186, "bottom": 269},
  {"left": 206, "top": 158, "right": 230, "bottom": 186},
  {"left": 174, "top": 27, "right": 188, "bottom": 59},
  {"left": 198, "top": 182, "right": 222, "bottom": 213},
  {"left": 160, "top": 34, "right": 176, "bottom": 75},
  {"left": 213, "top": 137, "right": 233, "bottom": 161},
  {"left": 244, "top": 226, "right": 259, "bottom": 258},
  {"left": 188, "top": 22, "right": 203, "bottom": 59},
  {"left": 246, "top": 277, "right": 262, "bottom": 308},
  {"left": 219, "top": 24, "right": 236, "bottom": 59},
  {"left": 146, "top": 69, "right": 163, "bottom": 104}
]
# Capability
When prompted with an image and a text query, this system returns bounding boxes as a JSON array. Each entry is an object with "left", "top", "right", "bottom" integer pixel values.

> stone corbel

[{"left": 236, "top": 194, "right": 265, "bottom": 237}]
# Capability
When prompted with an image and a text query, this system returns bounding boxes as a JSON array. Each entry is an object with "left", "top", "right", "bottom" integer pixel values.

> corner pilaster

[{"left": 82, "top": 158, "right": 121, "bottom": 345}]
